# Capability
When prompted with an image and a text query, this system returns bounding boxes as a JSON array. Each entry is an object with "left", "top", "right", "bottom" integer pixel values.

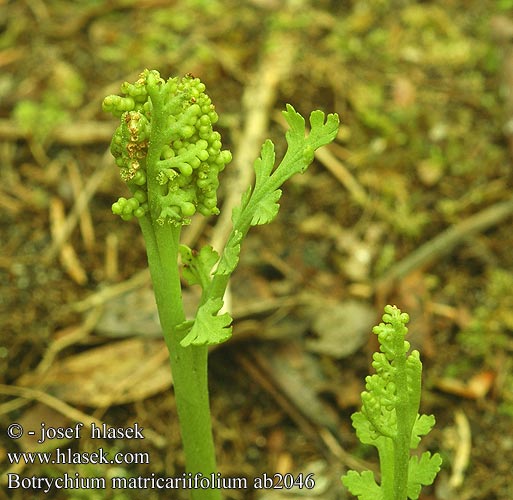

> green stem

[
  {"left": 378, "top": 438, "right": 395, "bottom": 500},
  {"left": 139, "top": 215, "right": 221, "bottom": 500},
  {"left": 136, "top": 79, "right": 220, "bottom": 499},
  {"left": 391, "top": 338, "right": 412, "bottom": 500}
]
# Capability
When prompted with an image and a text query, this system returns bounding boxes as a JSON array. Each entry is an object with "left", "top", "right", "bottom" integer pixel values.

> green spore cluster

[
  {"left": 102, "top": 69, "right": 232, "bottom": 225},
  {"left": 361, "top": 307, "right": 414, "bottom": 440}
]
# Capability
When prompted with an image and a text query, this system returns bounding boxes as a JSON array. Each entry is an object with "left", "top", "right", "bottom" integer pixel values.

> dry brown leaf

[
  {"left": 306, "top": 300, "right": 375, "bottom": 359},
  {"left": 15, "top": 403, "right": 71, "bottom": 451},
  {"left": 18, "top": 338, "right": 172, "bottom": 407},
  {"left": 96, "top": 287, "right": 200, "bottom": 338},
  {"left": 435, "top": 371, "right": 495, "bottom": 399},
  {"left": 49, "top": 197, "right": 88, "bottom": 285},
  {"left": 392, "top": 76, "right": 417, "bottom": 107},
  {"left": 256, "top": 343, "right": 339, "bottom": 432}
]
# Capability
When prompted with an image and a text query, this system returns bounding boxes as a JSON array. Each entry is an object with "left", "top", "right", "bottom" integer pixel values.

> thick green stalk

[
  {"left": 139, "top": 215, "right": 220, "bottom": 500},
  {"left": 391, "top": 350, "right": 410, "bottom": 500},
  {"left": 136, "top": 74, "right": 221, "bottom": 499},
  {"left": 378, "top": 439, "right": 395, "bottom": 500}
]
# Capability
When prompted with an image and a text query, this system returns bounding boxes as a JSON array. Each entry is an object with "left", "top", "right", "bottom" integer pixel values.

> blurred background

[{"left": 1, "top": 0, "right": 513, "bottom": 498}]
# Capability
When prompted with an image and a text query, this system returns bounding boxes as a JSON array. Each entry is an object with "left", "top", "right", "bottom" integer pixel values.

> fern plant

[
  {"left": 342, "top": 305, "right": 442, "bottom": 500},
  {"left": 103, "top": 69, "right": 339, "bottom": 500}
]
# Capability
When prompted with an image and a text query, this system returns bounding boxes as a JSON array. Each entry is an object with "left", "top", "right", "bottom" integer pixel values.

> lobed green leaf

[
  {"left": 281, "top": 104, "right": 340, "bottom": 177},
  {"left": 407, "top": 451, "right": 443, "bottom": 499},
  {"left": 180, "top": 298, "right": 232, "bottom": 346},
  {"left": 215, "top": 230, "right": 243, "bottom": 276},
  {"left": 250, "top": 189, "right": 282, "bottom": 226},
  {"left": 254, "top": 140, "right": 276, "bottom": 190},
  {"left": 410, "top": 414, "right": 436, "bottom": 449},
  {"left": 341, "top": 470, "right": 383, "bottom": 500},
  {"left": 184, "top": 105, "right": 339, "bottom": 347},
  {"left": 179, "top": 244, "right": 219, "bottom": 290}
]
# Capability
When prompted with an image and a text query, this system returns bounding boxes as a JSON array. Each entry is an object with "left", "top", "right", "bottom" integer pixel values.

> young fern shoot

[
  {"left": 103, "top": 69, "right": 339, "bottom": 500},
  {"left": 342, "top": 305, "right": 442, "bottom": 500}
]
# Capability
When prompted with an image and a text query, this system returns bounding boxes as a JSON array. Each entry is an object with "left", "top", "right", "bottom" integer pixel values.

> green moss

[{"left": 457, "top": 268, "right": 513, "bottom": 360}]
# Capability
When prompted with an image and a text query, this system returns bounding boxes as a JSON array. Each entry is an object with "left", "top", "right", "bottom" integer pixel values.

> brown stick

[{"left": 0, "top": 119, "right": 114, "bottom": 145}]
